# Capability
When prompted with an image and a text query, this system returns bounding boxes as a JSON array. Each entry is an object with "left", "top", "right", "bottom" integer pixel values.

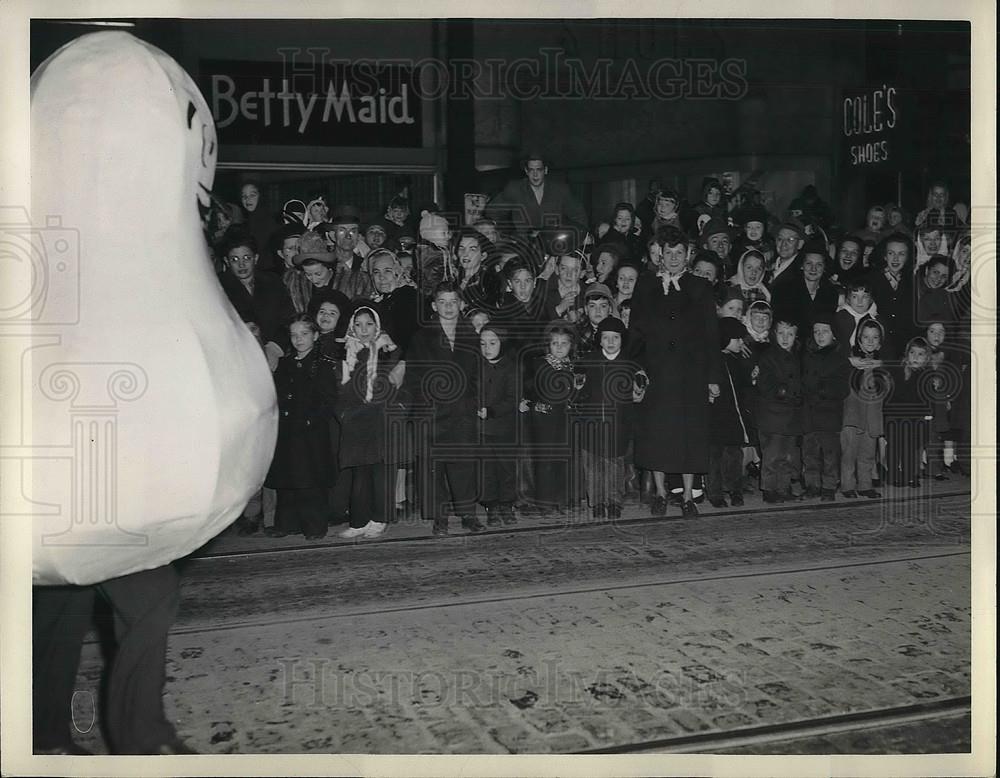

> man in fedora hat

[{"left": 320, "top": 204, "right": 374, "bottom": 301}]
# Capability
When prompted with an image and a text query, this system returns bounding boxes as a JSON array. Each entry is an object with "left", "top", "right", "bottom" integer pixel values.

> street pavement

[{"left": 66, "top": 489, "right": 973, "bottom": 756}]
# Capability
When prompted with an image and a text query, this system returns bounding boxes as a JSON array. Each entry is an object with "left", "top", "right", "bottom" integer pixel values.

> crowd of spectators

[{"left": 208, "top": 157, "right": 974, "bottom": 539}]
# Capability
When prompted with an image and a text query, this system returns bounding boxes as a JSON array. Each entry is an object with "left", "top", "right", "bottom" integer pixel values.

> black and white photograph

[{"left": 0, "top": 1, "right": 994, "bottom": 775}]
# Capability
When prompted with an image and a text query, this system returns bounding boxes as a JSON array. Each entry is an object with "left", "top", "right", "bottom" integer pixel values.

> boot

[
  {"left": 500, "top": 502, "right": 518, "bottom": 525},
  {"left": 484, "top": 502, "right": 502, "bottom": 527},
  {"left": 461, "top": 515, "right": 485, "bottom": 533}
]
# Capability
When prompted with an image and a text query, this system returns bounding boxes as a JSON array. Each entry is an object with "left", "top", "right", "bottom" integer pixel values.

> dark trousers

[
  {"left": 420, "top": 456, "right": 477, "bottom": 520},
  {"left": 840, "top": 426, "right": 878, "bottom": 491},
  {"left": 706, "top": 444, "right": 743, "bottom": 499},
  {"left": 33, "top": 565, "right": 180, "bottom": 754},
  {"left": 347, "top": 463, "right": 390, "bottom": 528},
  {"left": 581, "top": 448, "right": 625, "bottom": 507},
  {"left": 885, "top": 418, "right": 929, "bottom": 483},
  {"left": 760, "top": 432, "right": 798, "bottom": 493},
  {"left": 480, "top": 441, "right": 517, "bottom": 504},
  {"left": 274, "top": 487, "right": 328, "bottom": 536},
  {"left": 803, "top": 431, "right": 840, "bottom": 490}
]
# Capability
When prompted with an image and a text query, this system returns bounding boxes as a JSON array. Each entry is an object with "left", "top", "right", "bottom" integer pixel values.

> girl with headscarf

[
  {"left": 335, "top": 304, "right": 401, "bottom": 540},
  {"left": 729, "top": 248, "right": 771, "bottom": 306}
]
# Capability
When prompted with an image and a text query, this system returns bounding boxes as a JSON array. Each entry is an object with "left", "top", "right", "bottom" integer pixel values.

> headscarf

[
  {"left": 729, "top": 249, "right": 771, "bottom": 302},
  {"left": 368, "top": 248, "right": 417, "bottom": 303},
  {"left": 947, "top": 232, "right": 971, "bottom": 293},
  {"left": 342, "top": 305, "right": 396, "bottom": 402}
]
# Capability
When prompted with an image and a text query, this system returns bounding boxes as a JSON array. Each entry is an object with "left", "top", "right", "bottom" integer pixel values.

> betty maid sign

[{"left": 199, "top": 59, "right": 422, "bottom": 147}]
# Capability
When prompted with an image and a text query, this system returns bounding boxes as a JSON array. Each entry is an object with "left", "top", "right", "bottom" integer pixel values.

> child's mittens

[
  {"left": 518, "top": 399, "right": 531, "bottom": 413},
  {"left": 477, "top": 407, "right": 489, "bottom": 420}
]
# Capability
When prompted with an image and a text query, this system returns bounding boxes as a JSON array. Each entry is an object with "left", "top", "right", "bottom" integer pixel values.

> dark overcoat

[
  {"left": 404, "top": 319, "right": 480, "bottom": 445},
  {"left": 265, "top": 349, "right": 339, "bottom": 488},
  {"left": 627, "top": 272, "right": 723, "bottom": 472},
  {"left": 755, "top": 344, "right": 803, "bottom": 435},
  {"left": 574, "top": 352, "right": 638, "bottom": 457},
  {"left": 801, "top": 343, "right": 852, "bottom": 433}
]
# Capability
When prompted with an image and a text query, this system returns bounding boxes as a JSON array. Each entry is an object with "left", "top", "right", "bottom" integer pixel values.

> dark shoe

[
  {"left": 500, "top": 503, "right": 518, "bottom": 525},
  {"left": 485, "top": 505, "right": 502, "bottom": 527},
  {"left": 708, "top": 497, "right": 728, "bottom": 508},
  {"left": 431, "top": 519, "right": 449, "bottom": 536},
  {"left": 154, "top": 739, "right": 198, "bottom": 755},
  {"left": 263, "top": 527, "right": 288, "bottom": 538},
  {"left": 933, "top": 473, "right": 949, "bottom": 481},
  {"left": 820, "top": 489, "right": 836, "bottom": 502},
  {"left": 235, "top": 517, "right": 260, "bottom": 536},
  {"left": 729, "top": 492, "right": 744, "bottom": 507},
  {"left": 841, "top": 490, "right": 858, "bottom": 499},
  {"left": 681, "top": 499, "right": 699, "bottom": 517},
  {"left": 651, "top": 495, "right": 668, "bottom": 516},
  {"left": 858, "top": 489, "right": 882, "bottom": 499},
  {"left": 304, "top": 532, "right": 327, "bottom": 540},
  {"left": 592, "top": 503, "right": 607, "bottom": 519},
  {"left": 461, "top": 515, "right": 485, "bottom": 533},
  {"left": 908, "top": 479, "right": 921, "bottom": 488},
  {"left": 607, "top": 503, "right": 623, "bottom": 520},
  {"left": 762, "top": 490, "right": 784, "bottom": 504}
]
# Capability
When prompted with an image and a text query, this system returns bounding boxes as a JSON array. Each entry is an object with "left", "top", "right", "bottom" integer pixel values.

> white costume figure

[{"left": 31, "top": 32, "right": 277, "bottom": 585}]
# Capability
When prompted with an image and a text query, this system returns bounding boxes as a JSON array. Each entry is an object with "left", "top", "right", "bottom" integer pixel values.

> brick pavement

[{"left": 70, "top": 549, "right": 970, "bottom": 754}]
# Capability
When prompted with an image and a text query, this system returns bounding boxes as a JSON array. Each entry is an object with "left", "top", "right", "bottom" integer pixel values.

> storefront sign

[
  {"left": 841, "top": 84, "right": 899, "bottom": 166},
  {"left": 199, "top": 60, "right": 422, "bottom": 147}
]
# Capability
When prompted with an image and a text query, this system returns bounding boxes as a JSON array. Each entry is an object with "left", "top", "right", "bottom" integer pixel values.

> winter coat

[
  {"left": 801, "top": 343, "right": 852, "bottom": 433},
  {"left": 478, "top": 355, "right": 518, "bottom": 444},
  {"left": 769, "top": 275, "right": 840, "bottom": 332},
  {"left": 574, "top": 351, "right": 637, "bottom": 457},
  {"left": 265, "top": 349, "right": 339, "bottom": 488},
  {"left": 336, "top": 346, "right": 403, "bottom": 468},
  {"left": 218, "top": 269, "right": 295, "bottom": 353},
  {"left": 842, "top": 361, "right": 887, "bottom": 436},
  {"left": 404, "top": 318, "right": 480, "bottom": 444},
  {"left": 628, "top": 271, "right": 723, "bottom": 471},
  {"left": 755, "top": 344, "right": 803, "bottom": 435},
  {"left": 868, "top": 270, "right": 916, "bottom": 358}
]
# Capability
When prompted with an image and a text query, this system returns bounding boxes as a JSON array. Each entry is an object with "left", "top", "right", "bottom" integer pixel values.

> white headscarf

[{"left": 342, "top": 306, "right": 396, "bottom": 402}]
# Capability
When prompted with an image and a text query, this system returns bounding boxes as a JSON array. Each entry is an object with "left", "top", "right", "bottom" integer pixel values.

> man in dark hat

[
  {"left": 485, "top": 151, "right": 588, "bottom": 239},
  {"left": 218, "top": 232, "right": 294, "bottom": 370},
  {"left": 323, "top": 205, "right": 374, "bottom": 301}
]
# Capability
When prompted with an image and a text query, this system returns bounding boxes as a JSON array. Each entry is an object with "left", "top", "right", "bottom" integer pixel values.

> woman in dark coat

[
  {"left": 867, "top": 233, "right": 917, "bottom": 359},
  {"left": 627, "top": 226, "right": 723, "bottom": 516},
  {"left": 914, "top": 255, "right": 954, "bottom": 329},
  {"left": 265, "top": 315, "right": 339, "bottom": 539},
  {"left": 768, "top": 242, "right": 840, "bottom": 333}
]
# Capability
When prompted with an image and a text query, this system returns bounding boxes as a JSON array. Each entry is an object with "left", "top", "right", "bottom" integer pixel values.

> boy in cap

[{"left": 577, "top": 282, "right": 617, "bottom": 356}]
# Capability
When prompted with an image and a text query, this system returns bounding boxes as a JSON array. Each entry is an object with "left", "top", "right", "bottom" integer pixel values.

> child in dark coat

[
  {"left": 840, "top": 320, "right": 887, "bottom": 498},
  {"left": 756, "top": 317, "right": 803, "bottom": 503},
  {"left": 884, "top": 337, "right": 934, "bottom": 487},
  {"left": 707, "top": 291, "right": 752, "bottom": 508},
  {"left": 476, "top": 324, "right": 519, "bottom": 526},
  {"left": 801, "top": 312, "right": 852, "bottom": 500},
  {"left": 575, "top": 316, "right": 637, "bottom": 519},
  {"left": 336, "top": 305, "right": 401, "bottom": 540},
  {"left": 265, "top": 315, "right": 339, "bottom": 539}
]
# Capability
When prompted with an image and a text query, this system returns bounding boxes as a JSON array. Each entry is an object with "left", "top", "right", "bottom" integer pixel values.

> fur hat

[{"left": 292, "top": 230, "right": 335, "bottom": 266}]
